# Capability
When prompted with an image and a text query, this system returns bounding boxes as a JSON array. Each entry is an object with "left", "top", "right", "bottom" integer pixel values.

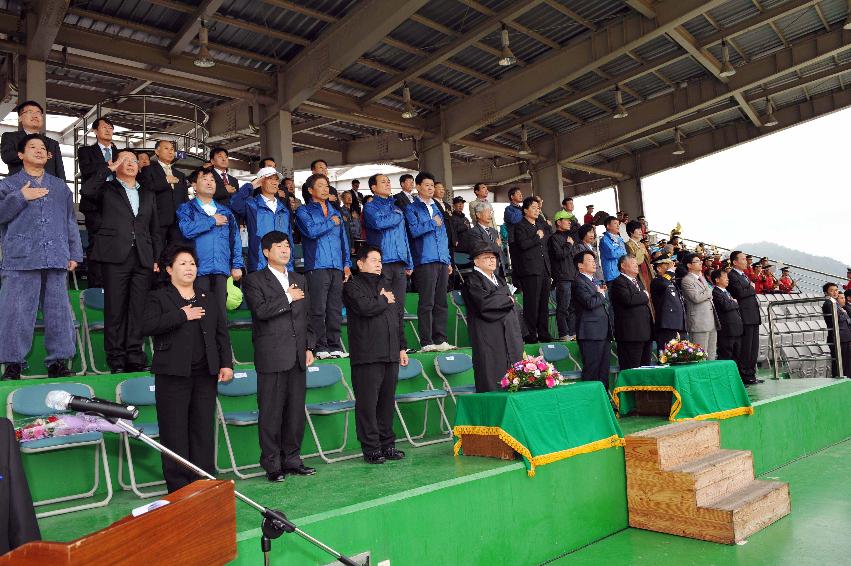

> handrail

[{"left": 766, "top": 297, "right": 840, "bottom": 380}]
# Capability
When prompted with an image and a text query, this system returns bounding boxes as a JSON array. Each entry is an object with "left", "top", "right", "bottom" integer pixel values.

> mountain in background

[{"left": 735, "top": 242, "right": 847, "bottom": 276}]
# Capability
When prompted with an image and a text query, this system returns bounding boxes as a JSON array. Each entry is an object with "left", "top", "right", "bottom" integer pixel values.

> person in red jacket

[
  {"left": 750, "top": 264, "right": 764, "bottom": 293},
  {"left": 778, "top": 268, "right": 795, "bottom": 293},
  {"left": 583, "top": 204, "right": 595, "bottom": 225},
  {"left": 843, "top": 268, "right": 851, "bottom": 291},
  {"left": 762, "top": 265, "right": 777, "bottom": 293}
]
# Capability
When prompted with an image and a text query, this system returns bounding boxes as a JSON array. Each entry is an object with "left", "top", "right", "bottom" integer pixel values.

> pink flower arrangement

[
  {"left": 500, "top": 353, "right": 566, "bottom": 393},
  {"left": 15, "top": 414, "right": 125, "bottom": 442},
  {"left": 659, "top": 336, "right": 707, "bottom": 364}
]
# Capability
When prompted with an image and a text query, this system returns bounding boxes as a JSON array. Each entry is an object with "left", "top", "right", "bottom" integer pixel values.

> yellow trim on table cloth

[
  {"left": 452, "top": 425, "right": 624, "bottom": 477},
  {"left": 610, "top": 385, "right": 753, "bottom": 421}
]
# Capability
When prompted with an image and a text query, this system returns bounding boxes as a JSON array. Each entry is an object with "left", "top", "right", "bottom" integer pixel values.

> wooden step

[
  {"left": 701, "top": 480, "right": 791, "bottom": 543},
  {"left": 667, "top": 449, "right": 755, "bottom": 507},
  {"left": 626, "top": 421, "right": 720, "bottom": 470}
]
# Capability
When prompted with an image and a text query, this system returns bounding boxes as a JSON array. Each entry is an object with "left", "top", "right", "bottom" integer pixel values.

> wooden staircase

[{"left": 625, "top": 421, "right": 791, "bottom": 544}]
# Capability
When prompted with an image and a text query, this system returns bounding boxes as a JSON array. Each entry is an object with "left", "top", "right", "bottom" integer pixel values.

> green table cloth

[
  {"left": 613, "top": 360, "right": 753, "bottom": 421},
  {"left": 453, "top": 382, "right": 624, "bottom": 477}
]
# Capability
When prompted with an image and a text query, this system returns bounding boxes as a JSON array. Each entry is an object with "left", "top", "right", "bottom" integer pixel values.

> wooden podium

[{"left": 0, "top": 480, "right": 237, "bottom": 565}]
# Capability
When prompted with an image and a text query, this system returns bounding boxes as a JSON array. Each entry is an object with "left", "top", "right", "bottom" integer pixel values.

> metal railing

[{"left": 766, "top": 296, "right": 840, "bottom": 380}]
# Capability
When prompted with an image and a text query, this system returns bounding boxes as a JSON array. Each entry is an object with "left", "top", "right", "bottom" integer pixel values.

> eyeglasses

[{"left": 19, "top": 109, "right": 44, "bottom": 117}]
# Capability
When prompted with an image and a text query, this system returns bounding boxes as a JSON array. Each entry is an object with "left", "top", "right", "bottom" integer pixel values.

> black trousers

[
  {"left": 717, "top": 332, "right": 742, "bottom": 363},
  {"left": 616, "top": 340, "right": 652, "bottom": 370},
  {"left": 350, "top": 362, "right": 399, "bottom": 454},
  {"left": 579, "top": 339, "right": 611, "bottom": 389},
  {"left": 738, "top": 324, "right": 759, "bottom": 380},
  {"left": 828, "top": 341, "right": 851, "bottom": 377},
  {"left": 305, "top": 269, "right": 344, "bottom": 353},
  {"left": 102, "top": 250, "right": 151, "bottom": 369},
  {"left": 412, "top": 262, "right": 448, "bottom": 346},
  {"left": 154, "top": 370, "right": 217, "bottom": 493},
  {"left": 159, "top": 223, "right": 185, "bottom": 250},
  {"left": 257, "top": 367, "right": 306, "bottom": 473},
  {"left": 196, "top": 274, "right": 229, "bottom": 322},
  {"left": 381, "top": 262, "right": 408, "bottom": 345},
  {"left": 518, "top": 274, "right": 551, "bottom": 342},
  {"left": 554, "top": 280, "right": 575, "bottom": 338}
]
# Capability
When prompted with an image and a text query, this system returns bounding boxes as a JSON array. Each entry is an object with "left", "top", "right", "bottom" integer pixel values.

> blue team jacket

[
  {"left": 363, "top": 195, "right": 413, "bottom": 270},
  {"left": 230, "top": 183, "right": 292, "bottom": 272},
  {"left": 177, "top": 198, "right": 244, "bottom": 277},
  {"left": 295, "top": 201, "right": 351, "bottom": 272},
  {"left": 404, "top": 197, "right": 450, "bottom": 267}
]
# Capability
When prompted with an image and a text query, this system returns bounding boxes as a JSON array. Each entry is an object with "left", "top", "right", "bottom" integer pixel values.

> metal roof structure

[{"left": 1, "top": 0, "right": 850, "bottom": 201}]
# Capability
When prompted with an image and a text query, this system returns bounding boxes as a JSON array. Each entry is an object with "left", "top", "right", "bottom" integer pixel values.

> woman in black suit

[
  {"left": 142, "top": 243, "right": 234, "bottom": 493},
  {"left": 511, "top": 197, "right": 553, "bottom": 343}
]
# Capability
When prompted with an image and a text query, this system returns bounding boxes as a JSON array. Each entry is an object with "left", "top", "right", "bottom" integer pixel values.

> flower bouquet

[
  {"left": 15, "top": 413, "right": 125, "bottom": 442},
  {"left": 659, "top": 337, "right": 706, "bottom": 364},
  {"left": 499, "top": 353, "right": 566, "bottom": 393}
]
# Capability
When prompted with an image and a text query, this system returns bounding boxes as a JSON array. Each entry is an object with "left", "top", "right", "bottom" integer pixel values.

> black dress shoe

[
  {"left": 363, "top": 451, "right": 386, "bottom": 465},
  {"left": 266, "top": 471, "right": 286, "bottom": 482},
  {"left": 382, "top": 447, "right": 406, "bottom": 461},
  {"left": 2, "top": 363, "right": 22, "bottom": 381},
  {"left": 110, "top": 367, "right": 126, "bottom": 375},
  {"left": 284, "top": 464, "right": 316, "bottom": 476},
  {"left": 743, "top": 378, "right": 765, "bottom": 386},
  {"left": 47, "top": 361, "right": 72, "bottom": 378},
  {"left": 126, "top": 364, "right": 151, "bottom": 373}
]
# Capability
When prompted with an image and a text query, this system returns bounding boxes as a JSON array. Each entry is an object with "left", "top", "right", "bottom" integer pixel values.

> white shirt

[
  {"left": 580, "top": 272, "right": 595, "bottom": 283},
  {"left": 197, "top": 198, "right": 217, "bottom": 216},
  {"left": 261, "top": 194, "right": 278, "bottom": 212},
  {"left": 474, "top": 266, "right": 499, "bottom": 287},
  {"left": 268, "top": 265, "right": 293, "bottom": 303}
]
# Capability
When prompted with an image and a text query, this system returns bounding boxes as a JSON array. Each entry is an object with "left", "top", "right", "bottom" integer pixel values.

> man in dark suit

[
  {"left": 548, "top": 210, "right": 578, "bottom": 341},
  {"left": 393, "top": 173, "right": 416, "bottom": 210},
  {"left": 242, "top": 231, "right": 317, "bottom": 481},
  {"left": 77, "top": 117, "right": 119, "bottom": 288},
  {"left": 81, "top": 149, "right": 161, "bottom": 373},
  {"left": 0, "top": 101, "right": 65, "bottom": 180},
  {"left": 727, "top": 250, "right": 764, "bottom": 385},
  {"left": 649, "top": 254, "right": 687, "bottom": 348},
  {"left": 822, "top": 282, "right": 846, "bottom": 377},
  {"left": 609, "top": 255, "right": 653, "bottom": 370},
  {"left": 0, "top": 418, "right": 40, "bottom": 554},
  {"left": 712, "top": 269, "right": 743, "bottom": 363},
  {"left": 448, "top": 196, "right": 471, "bottom": 252},
  {"left": 209, "top": 147, "right": 239, "bottom": 207},
  {"left": 512, "top": 197, "right": 553, "bottom": 343},
  {"left": 572, "top": 250, "right": 613, "bottom": 387},
  {"left": 140, "top": 140, "right": 188, "bottom": 247},
  {"left": 463, "top": 202, "right": 504, "bottom": 273}
]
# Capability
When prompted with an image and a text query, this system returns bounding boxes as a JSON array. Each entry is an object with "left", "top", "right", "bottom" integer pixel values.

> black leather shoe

[
  {"left": 382, "top": 447, "right": 406, "bottom": 461},
  {"left": 363, "top": 451, "right": 386, "bottom": 465},
  {"left": 266, "top": 471, "right": 285, "bottom": 482},
  {"left": 743, "top": 378, "right": 765, "bottom": 386},
  {"left": 126, "top": 364, "right": 151, "bottom": 373},
  {"left": 110, "top": 367, "right": 126, "bottom": 375},
  {"left": 2, "top": 364, "right": 22, "bottom": 381},
  {"left": 284, "top": 465, "right": 316, "bottom": 476},
  {"left": 47, "top": 361, "right": 72, "bottom": 378}
]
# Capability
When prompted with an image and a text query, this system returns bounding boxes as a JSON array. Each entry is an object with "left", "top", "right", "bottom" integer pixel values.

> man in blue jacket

[
  {"left": 178, "top": 167, "right": 244, "bottom": 318},
  {"left": 599, "top": 215, "right": 626, "bottom": 283},
  {"left": 404, "top": 172, "right": 454, "bottom": 352},
  {"left": 230, "top": 167, "right": 292, "bottom": 273},
  {"left": 0, "top": 134, "right": 83, "bottom": 380},
  {"left": 296, "top": 173, "right": 351, "bottom": 359},
  {"left": 363, "top": 173, "right": 413, "bottom": 333}
]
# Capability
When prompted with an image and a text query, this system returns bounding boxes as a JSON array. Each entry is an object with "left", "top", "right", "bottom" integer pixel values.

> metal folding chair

[
  {"left": 79, "top": 288, "right": 108, "bottom": 374},
  {"left": 116, "top": 376, "right": 166, "bottom": 498},
  {"left": 539, "top": 343, "right": 582, "bottom": 379},
  {"left": 303, "top": 364, "right": 359, "bottom": 463},
  {"left": 214, "top": 370, "right": 264, "bottom": 479},
  {"left": 394, "top": 358, "right": 452, "bottom": 445},
  {"left": 433, "top": 352, "right": 477, "bottom": 403}
]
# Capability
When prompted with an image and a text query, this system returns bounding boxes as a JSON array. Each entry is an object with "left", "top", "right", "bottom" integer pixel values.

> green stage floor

[{"left": 552, "top": 437, "right": 851, "bottom": 566}]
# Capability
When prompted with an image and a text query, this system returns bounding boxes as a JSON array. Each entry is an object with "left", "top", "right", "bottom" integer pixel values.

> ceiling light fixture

[
  {"left": 672, "top": 128, "right": 686, "bottom": 155},
  {"left": 763, "top": 98, "right": 779, "bottom": 127},
  {"left": 193, "top": 21, "right": 215, "bottom": 68},
  {"left": 518, "top": 124, "right": 531, "bottom": 155},
  {"left": 613, "top": 86, "right": 628, "bottom": 119},
  {"left": 719, "top": 39, "right": 736, "bottom": 77},
  {"left": 401, "top": 82, "right": 417, "bottom": 119},
  {"left": 498, "top": 23, "right": 517, "bottom": 67}
]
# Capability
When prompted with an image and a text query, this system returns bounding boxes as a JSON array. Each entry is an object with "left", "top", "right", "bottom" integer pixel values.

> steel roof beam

[
  {"left": 167, "top": 0, "right": 225, "bottom": 56},
  {"left": 25, "top": 0, "right": 69, "bottom": 61}
]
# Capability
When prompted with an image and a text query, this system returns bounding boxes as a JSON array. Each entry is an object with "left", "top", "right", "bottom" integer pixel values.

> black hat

[
  {"left": 469, "top": 241, "right": 500, "bottom": 259},
  {"left": 781, "top": 267, "right": 790, "bottom": 272},
  {"left": 764, "top": 264, "right": 773, "bottom": 269},
  {"left": 452, "top": 196, "right": 466, "bottom": 204},
  {"left": 653, "top": 254, "right": 674, "bottom": 265},
  {"left": 586, "top": 204, "right": 594, "bottom": 209}
]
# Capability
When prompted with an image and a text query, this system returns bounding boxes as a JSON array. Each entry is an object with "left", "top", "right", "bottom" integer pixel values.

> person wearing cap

[
  {"left": 583, "top": 204, "right": 595, "bottom": 225},
  {"left": 77, "top": 116, "right": 119, "bottom": 288},
  {"left": 599, "top": 216, "right": 626, "bottom": 284},
  {"left": 462, "top": 241, "right": 524, "bottom": 392},
  {"left": 177, "top": 166, "right": 243, "bottom": 319},
  {"left": 778, "top": 268, "right": 795, "bottom": 294},
  {"left": 681, "top": 252, "right": 719, "bottom": 360},
  {"left": 843, "top": 268, "right": 851, "bottom": 292},
  {"left": 230, "top": 166, "right": 293, "bottom": 273},
  {"left": 548, "top": 210, "right": 578, "bottom": 341},
  {"left": 142, "top": 140, "right": 189, "bottom": 248},
  {"left": 749, "top": 264, "right": 764, "bottom": 294},
  {"left": 712, "top": 269, "right": 743, "bottom": 363},
  {"left": 296, "top": 173, "right": 352, "bottom": 360},
  {"left": 448, "top": 195, "right": 471, "bottom": 251},
  {"left": 762, "top": 264, "right": 777, "bottom": 294},
  {"left": 1, "top": 101, "right": 65, "bottom": 180},
  {"left": 649, "top": 254, "right": 687, "bottom": 349}
]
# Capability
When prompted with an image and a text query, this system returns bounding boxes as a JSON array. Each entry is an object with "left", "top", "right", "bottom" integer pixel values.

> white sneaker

[
  {"left": 316, "top": 351, "right": 332, "bottom": 360},
  {"left": 330, "top": 351, "right": 349, "bottom": 358},
  {"left": 436, "top": 342, "right": 455, "bottom": 351},
  {"left": 420, "top": 344, "right": 437, "bottom": 353}
]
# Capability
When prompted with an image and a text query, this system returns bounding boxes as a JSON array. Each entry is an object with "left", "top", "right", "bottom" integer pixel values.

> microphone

[{"left": 45, "top": 391, "right": 139, "bottom": 420}]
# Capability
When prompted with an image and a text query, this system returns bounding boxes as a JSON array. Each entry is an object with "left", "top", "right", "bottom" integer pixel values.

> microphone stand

[{"left": 105, "top": 417, "right": 359, "bottom": 566}]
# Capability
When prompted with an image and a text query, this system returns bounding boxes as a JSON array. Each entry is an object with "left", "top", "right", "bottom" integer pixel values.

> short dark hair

[
  {"left": 309, "top": 159, "right": 327, "bottom": 171},
  {"left": 414, "top": 171, "right": 434, "bottom": 185},
  {"left": 160, "top": 242, "right": 197, "bottom": 270},
  {"left": 14, "top": 100, "right": 43, "bottom": 115},
  {"left": 618, "top": 254, "right": 635, "bottom": 270},
  {"left": 574, "top": 250, "right": 594, "bottom": 269},
  {"left": 730, "top": 250, "right": 746, "bottom": 263},
  {"left": 305, "top": 173, "right": 329, "bottom": 190},
  {"left": 16, "top": 133, "right": 48, "bottom": 153},
  {"left": 368, "top": 173, "right": 386, "bottom": 190},
  {"left": 155, "top": 139, "right": 175, "bottom": 150},
  {"left": 209, "top": 147, "right": 228, "bottom": 160},
  {"left": 355, "top": 244, "right": 382, "bottom": 263},
  {"left": 561, "top": 197, "right": 573, "bottom": 205},
  {"left": 824, "top": 282, "right": 838, "bottom": 294},
  {"left": 399, "top": 173, "right": 414, "bottom": 184},
  {"left": 626, "top": 220, "right": 642, "bottom": 235},
  {"left": 577, "top": 224, "right": 595, "bottom": 241},
  {"left": 92, "top": 116, "right": 113, "bottom": 129},
  {"left": 261, "top": 231, "right": 290, "bottom": 251},
  {"left": 187, "top": 166, "right": 216, "bottom": 184},
  {"left": 684, "top": 253, "right": 701, "bottom": 266},
  {"left": 473, "top": 182, "right": 488, "bottom": 194},
  {"left": 521, "top": 196, "right": 538, "bottom": 211},
  {"left": 844, "top": 289, "right": 851, "bottom": 298},
  {"left": 711, "top": 269, "right": 725, "bottom": 284},
  {"left": 604, "top": 215, "right": 618, "bottom": 227},
  {"left": 351, "top": 179, "right": 360, "bottom": 186},
  {"left": 259, "top": 157, "right": 276, "bottom": 168},
  {"left": 508, "top": 187, "right": 522, "bottom": 200}
]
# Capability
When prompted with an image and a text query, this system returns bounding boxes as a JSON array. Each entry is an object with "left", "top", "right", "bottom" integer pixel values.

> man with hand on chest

[
  {"left": 141, "top": 140, "right": 188, "bottom": 248},
  {"left": 609, "top": 254, "right": 654, "bottom": 369}
]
